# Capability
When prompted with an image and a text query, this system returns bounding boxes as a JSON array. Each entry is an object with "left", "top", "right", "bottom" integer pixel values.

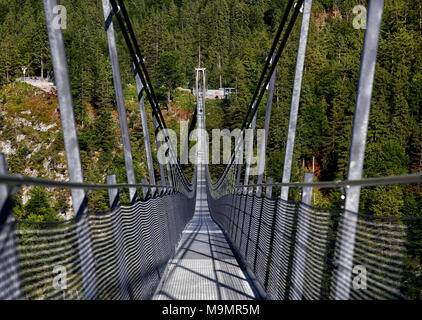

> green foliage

[
  {"left": 0, "top": 0, "right": 419, "bottom": 221},
  {"left": 21, "top": 187, "right": 62, "bottom": 223},
  {"left": 155, "top": 50, "right": 185, "bottom": 103}
]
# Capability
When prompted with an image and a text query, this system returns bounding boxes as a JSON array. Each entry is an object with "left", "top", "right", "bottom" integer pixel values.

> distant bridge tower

[{"left": 195, "top": 68, "right": 206, "bottom": 115}]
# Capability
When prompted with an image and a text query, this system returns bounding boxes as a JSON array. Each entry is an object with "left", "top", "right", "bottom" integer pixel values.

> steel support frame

[
  {"left": 244, "top": 114, "right": 257, "bottom": 193},
  {"left": 43, "top": 0, "right": 98, "bottom": 298},
  {"left": 256, "top": 56, "right": 277, "bottom": 196},
  {"left": 102, "top": 0, "right": 137, "bottom": 202},
  {"left": 333, "top": 0, "right": 385, "bottom": 300},
  {"left": 280, "top": 0, "right": 313, "bottom": 200},
  {"left": 134, "top": 64, "right": 156, "bottom": 189},
  {"left": 265, "top": 177, "right": 274, "bottom": 198},
  {"left": 153, "top": 116, "right": 167, "bottom": 187}
]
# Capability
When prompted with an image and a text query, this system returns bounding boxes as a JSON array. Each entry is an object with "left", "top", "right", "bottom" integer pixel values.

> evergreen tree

[{"left": 23, "top": 187, "right": 61, "bottom": 223}]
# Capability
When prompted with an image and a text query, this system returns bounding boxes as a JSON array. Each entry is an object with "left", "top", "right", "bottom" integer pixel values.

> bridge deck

[
  {"left": 153, "top": 167, "right": 257, "bottom": 299},
  {"left": 153, "top": 91, "right": 256, "bottom": 300}
]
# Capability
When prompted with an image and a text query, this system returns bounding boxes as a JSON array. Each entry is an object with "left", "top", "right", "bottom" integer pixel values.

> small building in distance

[
  {"left": 192, "top": 88, "right": 237, "bottom": 100},
  {"left": 15, "top": 76, "right": 56, "bottom": 94}
]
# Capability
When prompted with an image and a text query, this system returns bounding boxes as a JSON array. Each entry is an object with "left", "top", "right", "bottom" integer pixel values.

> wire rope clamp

[
  {"left": 111, "top": 5, "right": 121, "bottom": 16},
  {"left": 252, "top": 100, "right": 257, "bottom": 110}
]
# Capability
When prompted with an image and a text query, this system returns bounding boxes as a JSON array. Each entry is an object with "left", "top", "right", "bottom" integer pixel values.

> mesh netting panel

[
  {"left": 289, "top": 204, "right": 340, "bottom": 300},
  {"left": 265, "top": 199, "right": 297, "bottom": 299},
  {"left": 1, "top": 191, "right": 194, "bottom": 300},
  {"left": 89, "top": 210, "right": 121, "bottom": 300},
  {"left": 207, "top": 180, "right": 421, "bottom": 300},
  {"left": 15, "top": 219, "right": 84, "bottom": 300},
  {"left": 255, "top": 197, "right": 277, "bottom": 290},
  {"left": 331, "top": 213, "right": 421, "bottom": 300},
  {"left": 0, "top": 216, "right": 27, "bottom": 299}
]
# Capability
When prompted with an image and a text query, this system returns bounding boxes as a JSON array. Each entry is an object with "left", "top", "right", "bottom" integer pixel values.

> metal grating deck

[
  {"left": 153, "top": 167, "right": 257, "bottom": 300},
  {"left": 153, "top": 93, "right": 257, "bottom": 300},
  {"left": 153, "top": 205, "right": 257, "bottom": 299}
]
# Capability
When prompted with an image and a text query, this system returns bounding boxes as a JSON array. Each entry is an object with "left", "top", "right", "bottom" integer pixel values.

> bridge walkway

[
  {"left": 153, "top": 92, "right": 257, "bottom": 300},
  {"left": 153, "top": 165, "right": 257, "bottom": 300}
]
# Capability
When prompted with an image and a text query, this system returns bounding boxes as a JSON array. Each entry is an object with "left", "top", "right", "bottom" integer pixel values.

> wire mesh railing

[
  {"left": 1, "top": 0, "right": 421, "bottom": 302},
  {"left": 202, "top": 0, "right": 421, "bottom": 301},
  {"left": 0, "top": 0, "right": 200, "bottom": 300},
  {"left": 1, "top": 186, "right": 195, "bottom": 300},
  {"left": 206, "top": 183, "right": 422, "bottom": 300}
]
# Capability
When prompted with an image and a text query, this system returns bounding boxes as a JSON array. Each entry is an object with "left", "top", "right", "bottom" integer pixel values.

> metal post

[
  {"left": 0, "top": 154, "right": 23, "bottom": 299},
  {"left": 244, "top": 114, "right": 257, "bottom": 193},
  {"left": 107, "top": 174, "right": 131, "bottom": 299},
  {"left": 333, "top": 0, "right": 384, "bottom": 300},
  {"left": 107, "top": 174, "right": 120, "bottom": 210},
  {"left": 166, "top": 162, "right": 173, "bottom": 187},
  {"left": 195, "top": 68, "right": 199, "bottom": 98},
  {"left": 236, "top": 163, "right": 243, "bottom": 188},
  {"left": 153, "top": 117, "right": 166, "bottom": 186},
  {"left": 157, "top": 180, "right": 164, "bottom": 194},
  {"left": 290, "top": 172, "right": 313, "bottom": 300},
  {"left": 102, "top": 0, "right": 137, "bottom": 202},
  {"left": 280, "top": 0, "right": 313, "bottom": 200},
  {"left": 248, "top": 180, "right": 255, "bottom": 196},
  {"left": 265, "top": 177, "right": 274, "bottom": 198},
  {"left": 180, "top": 114, "right": 189, "bottom": 165},
  {"left": 203, "top": 69, "right": 207, "bottom": 106},
  {"left": 256, "top": 57, "right": 276, "bottom": 196},
  {"left": 141, "top": 178, "right": 149, "bottom": 199},
  {"left": 43, "top": 0, "right": 98, "bottom": 299},
  {"left": 134, "top": 64, "right": 156, "bottom": 188}
]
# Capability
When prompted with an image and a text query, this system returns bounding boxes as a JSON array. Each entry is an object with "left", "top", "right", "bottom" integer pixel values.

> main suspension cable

[
  {"left": 213, "top": 0, "right": 304, "bottom": 188},
  {"left": 240, "top": 0, "right": 296, "bottom": 132},
  {"left": 109, "top": 0, "right": 190, "bottom": 188}
]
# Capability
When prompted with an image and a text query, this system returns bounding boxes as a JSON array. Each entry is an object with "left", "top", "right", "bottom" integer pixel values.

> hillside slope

[{"left": 0, "top": 82, "right": 196, "bottom": 219}]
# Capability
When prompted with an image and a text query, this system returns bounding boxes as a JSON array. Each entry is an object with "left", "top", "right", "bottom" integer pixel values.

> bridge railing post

[
  {"left": 153, "top": 117, "right": 167, "bottom": 188},
  {"left": 43, "top": 0, "right": 98, "bottom": 299},
  {"left": 235, "top": 163, "right": 243, "bottom": 189},
  {"left": 0, "top": 154, "right": 24, "bottom": 299},
  {"left": 107, "top": 174, "right": 131, "bottom": 299},
  {"left": 265, "top": 177, "right": 274, "bottom": 198},
  {"left": 107, "top": 174, "right": 120, "bottom": 210},
  {"left": 157, "top": 180, "right": 164, "bottom": 195},
  {"left": 244, "top": 114, "right": 257, "bottom": 194},
  {"left": 134, "top": 63, "right": 156, "bottom": 195},
  {"left": 141, "top": 178, "right": 149, "bottom": 199},
  {"left": 333, "top": 0, "right": 385, "bottom": 300},
  {"left": 256, "top": 55, "right": 276, "bottom": 197},
  {"left": 289, "top": 171, "right": 314, "bottom": 300},
  {"left": 244, "top": 180, "right": 255, "bottom": 260},
  {"left": 166, "top": 162, "right": 174, "bottom": 188},
  {"left": 248, "top": 180, "right": 255, "bottom": 196},
  {"left": 102, "top": 0, "right": 137, "bottom": 203},
  {"left": 280, "top": 0, "right": 313, "bottom": 201}
]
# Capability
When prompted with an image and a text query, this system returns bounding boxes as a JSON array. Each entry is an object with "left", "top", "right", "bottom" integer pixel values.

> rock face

[
  {"left": 0, "top": 82, "right": 72, "bottom": 217},
  {"left": 0, "top": 83, "right": 197, "bottom": 219}
]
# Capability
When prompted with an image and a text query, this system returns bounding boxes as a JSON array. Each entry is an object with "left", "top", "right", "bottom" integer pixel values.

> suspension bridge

[{"left": 0, "top": 0, "right": 421, "bottom": 300}]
